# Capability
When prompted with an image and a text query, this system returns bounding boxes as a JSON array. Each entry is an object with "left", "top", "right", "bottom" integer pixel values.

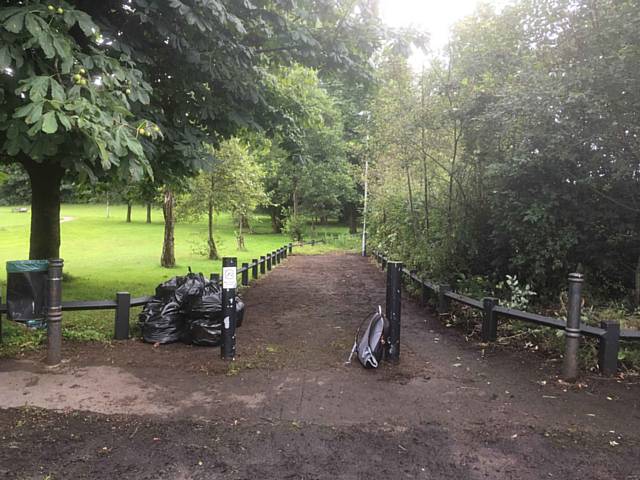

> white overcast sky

[{"left": 378, "top": 0, "right": 509, "bottom": 68}]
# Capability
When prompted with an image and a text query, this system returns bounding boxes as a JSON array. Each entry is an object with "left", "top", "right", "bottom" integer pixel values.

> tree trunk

[
  {"left": 237, "top": 215, "right": 245, "bottom": 250},
  {"left": 292, "top": 184, "right": 299, "bottom": 216},
  {"left": 22, "top": 159, "right": 64, "bottom": 260},
  {"left": 161, "top": 188, "right": 175, "bottom": 268},
  {"left": 208, "top": 200, "right": 219, "bottom": 260},
  {"left": 635, "top": 254, "right": 640, "bottom": 308},
  {"left": 421, "top": 155, "right": 430, "bottom": 235},
  {"left": 146, "top": 203, "right": 152, "bottom": 223},
  {"left": 406, "top": 166, "right": 418, "bottom": 234},
  {"left": 270, "top": 207, "right": 282, "bottom": 233},
  {"left": 348, "top": 205, "right": 357, "bottom": 234},
  {"left": 126, "top": 202, "right": 132, "bottom": 223},
  {"left": 241, "top": 215, "right": 251, "bottom": 232}
]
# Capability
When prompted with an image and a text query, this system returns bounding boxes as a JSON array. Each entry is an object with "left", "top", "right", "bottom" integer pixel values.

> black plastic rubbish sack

[
  {"left": 174, "top": 272, "right": 205, "bottom": 304},
  {"left": 6, "top": 260, "right": 49, "bottom": 328},
  {"left": 139, "top": 271, "right": 245, "bottom": 346},
  {"left": 140, "top": 300, "right": 186, "bottom": 344},
  {"left": 155, "top": 276, "right": 183, "bottom": 302}
]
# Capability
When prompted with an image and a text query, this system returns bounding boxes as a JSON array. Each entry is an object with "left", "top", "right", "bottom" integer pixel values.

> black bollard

[
  {"left": 0, "top": 293, "right": 3, "bottom": 343},
  {"left": 221, "top": 257, "right": 237, "bottom": 360},
  {"left": 386, "top": 261, "right": 402, "bottom": 363},
  {"left": 562, "top": 273, "right": 584, "bottom": 381},
  {"left": 282, "top": 246, "right": 287, "bottom": 259},
  {"left": 288, "top": 243, "right": 293, "bottom": 254},
  {"left": 114, "top": 292, "right": 131, "bottom": 340},
  {"left": 252, "top": 259, "right": 258, "bottom": 280},
  {"left": 420, "top": 281, "right": 429, "bottom": 307},
  {"left": 242, "top": 262, "right": 249, "bottom": 286},
  {"left": 438, "top": 284, "right": 451, "bottom": 315},
  {"left": 599, "top": 321, "right": 620, "bottom": 376},
  {"left": 267, "top": 254, "right": 272, "bottom": 271},
  {"left": 272, "top": 251, "right": 278, "bottom": 265},
  {"left": 482, "top": 297, "right": 499, "bottom": 342},
  {"left": 260, "top": 256, "right": 266, "bottom": 275},
  {"left": 46, "top": 258, "right": 64, "bottom": 366}
]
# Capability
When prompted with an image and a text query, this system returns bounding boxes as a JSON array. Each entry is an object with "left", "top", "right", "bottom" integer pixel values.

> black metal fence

[
  {"left": 373, "top": 251, "right": 640, "bottom": 377},
  {"left": 0, "top": 243, "right": 295, "bottom": 346}
]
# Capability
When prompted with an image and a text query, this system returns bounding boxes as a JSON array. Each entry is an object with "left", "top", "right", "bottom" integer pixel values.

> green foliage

[
  {"left": 282, "top": 210, "right": 308, "bottom": 242},
  {"left": 261, "top": 65, "right": 358, "bottom": 229},
  {"left": 367, "top": 0, "right": 640, "bottom": 302},
  {"left": 495, "top": 275, "right": 537, "bottom": 311},
  {"left": 0, "top": 1, "right": 155, "bottom": 179}
]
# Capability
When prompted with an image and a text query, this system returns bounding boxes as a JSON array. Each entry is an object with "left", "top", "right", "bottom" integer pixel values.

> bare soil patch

[{"left": 1, "top": 253, "right": 639, "bottom": 479}]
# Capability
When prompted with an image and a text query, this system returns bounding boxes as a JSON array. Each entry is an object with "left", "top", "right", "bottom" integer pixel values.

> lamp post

[
  {"left": 362, "top": 157, "right": 368, "bottom": 257},
  {"left": 358, "top": 110, "right": 371, "bottom": 257}
]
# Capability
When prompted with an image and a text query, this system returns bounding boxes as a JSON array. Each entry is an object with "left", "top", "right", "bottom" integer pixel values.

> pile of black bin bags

[{"left": 139, "top": 272, "right": 244, "bottom": 346}]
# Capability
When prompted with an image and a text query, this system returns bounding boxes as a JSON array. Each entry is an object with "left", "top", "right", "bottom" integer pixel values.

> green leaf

[
  {"left": 96, "top": 139, "right": 110, "bottom": 168},
  {"left": 41, "top": 111, "right": 58, "bottom": 134},
  {"left": 13, "top": 103, "right": 35, "bottom": 119},
  {"left": 24, "top": 13, "right": 44, "bottom": 38},
  {"left": 29, "top": 76, "right": 49, "bottom": 101},
  {"left": 56, "top": 111, "right": 72, "bottom": 131},
  {"left": 50, "top": 79, "right": 65, "bottom": 102},
  {"left": 3, "top": 12, "right": 25, "bottom": 34},
  {"left": 0, "top": 46, "right": 10, "bottom": 69},
  {"left": 37, "top": 31, "right": 55, "bottom": 59},
  {"left": 74, "top": 11, "right": 96, "bottom": 37},
  {"left": 25, "top": 102, "right": 43, "bottom": 124},
  {"left": 52, "top": 35, "right": 71, "bottom": 60},
  {"left": 125, "top": 134, "right": 144, "bottom": 157}
]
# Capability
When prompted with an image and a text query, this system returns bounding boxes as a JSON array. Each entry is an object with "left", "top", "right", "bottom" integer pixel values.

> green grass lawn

[{"left": 0, "top": 204, "right": 358, "bottom": 356}]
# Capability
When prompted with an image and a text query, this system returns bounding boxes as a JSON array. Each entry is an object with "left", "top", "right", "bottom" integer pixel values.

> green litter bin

[{"left": 6, "top": 260, "right": 49, "bottom": 328}]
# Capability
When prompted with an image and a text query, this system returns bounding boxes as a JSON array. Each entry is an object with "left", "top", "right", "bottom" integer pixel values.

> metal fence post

[
  {"left": 386, "top": 261, "right": 402, "bottom": 363},
  {"left": 482, "top": 297, "right": 499, "bottom": 342},
  {"left": 46, "top": 258, "right": 64, "bottom": 366},
  {"left": 420, "top": 281, "right": 429, "bottom": 307},
  {"left": 562, "top": 273, "right": 584, "bottom": 381},
  {"left": 438, "top": 284, "right": 451, "bottom": 315},
  {"left": 599, "top": 320, "right": 620, "bottom": 376},
  {"left": 282, "top": 246, "right": 287, "bottom": 259},
  {"left": 252, "top": 259, "right": 258, "bottom": 280},
  {"left": 260, "top": 256, "right": 266, "bottom": 274},
  {"left": 221, "top": 257, "right": 237, "bottom": 360},
  {"left": 241, "top": 262, "right": 249, "bottom": 286},
  {"left": 288, "top": 243, "right": 293, "bottom": 254},
  {"left": 311, "top": 239, "right": 315, "bottom": 247},
  {"left": 0, "top": 293, "right": 3, "bottom": 343},
  {"left": 267, "top": 254, "right": 272, "bottom": 271},
  {"left": 114, "top": 292, "right": 131, "bottom": 340},
  {"left": 381, "top": 257, "right": 387, "bottom": 270},
  {"left": 272, "top": 251, "right": 277, "bottom": 265}
]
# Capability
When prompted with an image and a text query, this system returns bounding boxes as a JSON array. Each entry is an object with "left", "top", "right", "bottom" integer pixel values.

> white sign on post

[{"left": 222, "top": 266, "right": 237, "bottom": 289}]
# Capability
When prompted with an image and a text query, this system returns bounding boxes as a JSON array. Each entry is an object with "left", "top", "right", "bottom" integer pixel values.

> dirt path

[{"left": 1, "top": 253, "right": 639, "bottom": 479}]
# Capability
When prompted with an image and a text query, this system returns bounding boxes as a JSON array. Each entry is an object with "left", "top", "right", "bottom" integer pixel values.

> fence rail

[
  {"left": 373, "top": 251, "right": 639, "bottom": 377},
  {"left": 0, "top": 242, "right": 299, "bottom": 342}
]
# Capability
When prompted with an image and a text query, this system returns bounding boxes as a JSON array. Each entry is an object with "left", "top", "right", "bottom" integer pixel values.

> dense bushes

[{"left": 367, "top": 0, "right": 640, "bottom": 304}]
